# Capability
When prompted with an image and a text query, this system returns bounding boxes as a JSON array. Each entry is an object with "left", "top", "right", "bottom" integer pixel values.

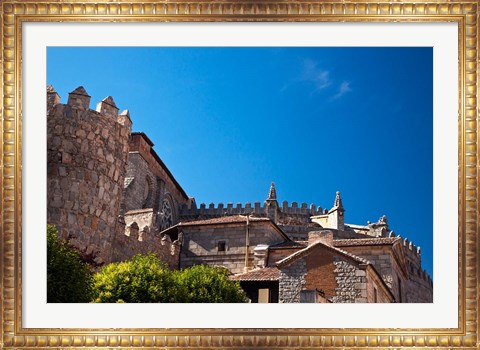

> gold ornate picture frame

[{"left": 1, "top": 0, "right": 478, "bottom": 349}]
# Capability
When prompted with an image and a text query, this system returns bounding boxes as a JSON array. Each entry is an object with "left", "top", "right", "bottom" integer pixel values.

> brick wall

[
  {"left": 301, "top": 243, "right": 392, "bottom": 303},
  {"left": 304, "top": 245, "right": 338, "bottom": 300}
]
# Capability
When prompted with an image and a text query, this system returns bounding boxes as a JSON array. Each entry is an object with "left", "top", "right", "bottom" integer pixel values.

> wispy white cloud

[
  {"left": 332, "top": 81, "right": 352, "bottom": 99},
  {"left": 279, "top": 59, "right": 332, "bottom": 94},
  {"left": 280, "top": 59, "right": 352, "bottom": 101},
  {"left": 301, "top": 59, "right": 331, "bottom": 91}
]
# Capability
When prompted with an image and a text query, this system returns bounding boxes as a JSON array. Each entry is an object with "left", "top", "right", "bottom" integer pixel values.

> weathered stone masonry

[
  {"left": 47, "top": 86, "right": 180, "bottom": 267},
  {"left": 279, "top": 258, "right": 306, "bottom": 303},
  {"left": 331, "top": 258, "right": 363, "bottom": 303},
  {"left": 47, "top": 86, "right": 131, "bottom": 265}
]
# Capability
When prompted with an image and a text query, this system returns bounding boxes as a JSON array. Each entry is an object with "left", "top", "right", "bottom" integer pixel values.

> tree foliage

[
  {"left": 174, "top": 264, "right": 248, "bottom": 303},
  {"left": 92, "top": 254, "right": 179, "bottom": 303},
  {"left": 92, "top": 254, "right": 248, "bottom": 303},
  {"left": 47, "top": 225, "right": 94, "bottom": 303}
]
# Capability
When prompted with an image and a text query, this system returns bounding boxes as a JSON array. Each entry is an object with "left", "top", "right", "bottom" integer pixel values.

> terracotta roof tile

[
  {"left": 333, "top": 237, "right": 401, "bottom": 247},
  {"left": 276, "top": 241, "right": 370, "bottom": 268},
  {"left": 161, "top": 215, "right": 292, "bottom": 242},
  {"left": 269, "top": 241, "right": 307, "bottom": 249},
  {"left": 231, "top": 267, "right": 280, "bottom": 281}
]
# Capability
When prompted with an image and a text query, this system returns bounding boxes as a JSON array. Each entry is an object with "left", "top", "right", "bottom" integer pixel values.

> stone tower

[{"left": 47, "top": 85, "right": 132, "bottom": 265}]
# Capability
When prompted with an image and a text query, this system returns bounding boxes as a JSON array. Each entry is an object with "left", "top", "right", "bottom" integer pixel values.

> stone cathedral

[{"left": 47, "top": 85, "right": 433, "bottom": 303}]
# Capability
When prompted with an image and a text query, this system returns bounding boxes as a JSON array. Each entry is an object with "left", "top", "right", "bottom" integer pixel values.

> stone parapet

[
  {"left": 111, "top": 227, "right": 180, "bottom": 270},
  {"left": 179, "top": 200, "right": 325, "bottom": 218}
]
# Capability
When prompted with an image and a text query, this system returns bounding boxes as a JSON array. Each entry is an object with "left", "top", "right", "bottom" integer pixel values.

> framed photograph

[{"left": 1, "top": 0, "right": 477, "bottom": 349}]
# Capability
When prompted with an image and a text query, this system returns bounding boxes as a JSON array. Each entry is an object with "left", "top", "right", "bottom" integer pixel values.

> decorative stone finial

[
  {"left": 379, "top": 215, "right": 388, "bottom": 225},
  {"left": 267, "top": 182, "right": 277, "bottom": 200},
  {"left": 334, "top": 191, "right": 343, "bottom": 208}
]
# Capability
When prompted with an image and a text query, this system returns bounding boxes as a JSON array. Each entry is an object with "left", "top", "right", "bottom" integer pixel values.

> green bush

[
  {"left": 92, "top": 254, "right": 248, "bottom": 303},
  {"left": 174, "top": 264, "right": 248, "bottom": 303},
  {"left": 92, "top": 254, "right": 179, "bottom": 303},
  {"left": 47, "top": 225, "right": 94, "bottom": 303}
]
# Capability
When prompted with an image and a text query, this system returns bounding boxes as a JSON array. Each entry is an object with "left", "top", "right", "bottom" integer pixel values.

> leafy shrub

[
  {"left": 174, "top": 264, "right": 248, "bottom": 303},
  {"left": 92, "top": 254, "right": 248, "bottom": 303},
  {"left": 47, "top": 225, "right": 94, "bottom": 303},
  {"left": 92, "top": 253, "right": 179, "bottom": 303}
]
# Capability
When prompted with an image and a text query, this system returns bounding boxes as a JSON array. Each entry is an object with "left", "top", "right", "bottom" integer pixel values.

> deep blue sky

[{"left": 47, "top": 47, "right": 433, "bottom": 276}]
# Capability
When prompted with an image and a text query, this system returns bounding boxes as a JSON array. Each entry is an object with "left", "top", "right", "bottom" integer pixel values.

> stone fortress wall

[
  {"left": 180, "top": 200, "right": 326, "bottom": 221},
  {"left": 179, "top": 200, "right": 327, "bottom": 240},
  {"left": 384, "top": 234, "right": 432, "bottom": 300},
  {"left": 47, "top": 86, "right": 179, "bottom": 267},
  {"left": 47, "top": 85, "right": 432, "bottom": 302},
  {"left": 398, "top": 237, "right": 433, "bottom": 302}
]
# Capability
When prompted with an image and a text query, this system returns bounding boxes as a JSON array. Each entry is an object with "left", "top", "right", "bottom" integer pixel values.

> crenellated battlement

[
  {"left": 47, "top": 85, "right": 133, "bottom": 132},
  {"left": 385, "top": 230, "right": 422, "bottom": 259},
  {"left": 112, "top": 219, "right": 180, "bottom": 270},
  {"left": 179, "top": 200, "right": 325, "bottom": 218},
  {"left": 280, "top": 201, "right": 325, "bottom": 215},
  {"left": 387, "top": 232, "right": 431, "bottom": 285}
]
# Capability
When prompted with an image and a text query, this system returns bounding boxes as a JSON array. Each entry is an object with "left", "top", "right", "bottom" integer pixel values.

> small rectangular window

[
  {"left": 373, "top": 287, "right": 378, "bottom": 303},
  {"left": 258, "top": 288, "right": 270, "bottom": 303},
  {"left": 217, "top": 241, "right": 226, "bottom": 252},
  {"left": 300, "top": 290, "right": 317, "bottom": 303}
]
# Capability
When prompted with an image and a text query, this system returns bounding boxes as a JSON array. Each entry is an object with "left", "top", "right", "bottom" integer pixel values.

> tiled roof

[
  {"left": 160, "top": 215, "right": 291, "bottom": 242},
  {"left": 331, "top": 246, "right": 370, "bottom": 265},
  {"left": 269, "top": 241, "right": 307, "bottom": 249},
  {"left": 333, "top": 237, "right": 401, "bottom": 247},
  {"left": 180, "top": 215, "right": 271, "bottom": 226},
  {"left": 276, "top": 241, "right": 370, "bottom": 268},
  {"left": 231, "top": 267, "right": 280, "bottom": 281}
]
